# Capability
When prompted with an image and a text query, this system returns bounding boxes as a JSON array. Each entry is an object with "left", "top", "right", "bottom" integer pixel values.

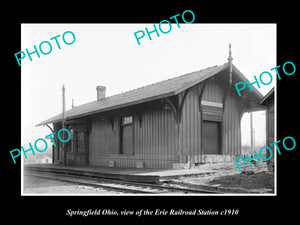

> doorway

[
  {"left": 120, "top": 116, "right": 134, "bottom": 155},
  {"left": 203, "top": 120, "right": 221, "bottom": 154}
]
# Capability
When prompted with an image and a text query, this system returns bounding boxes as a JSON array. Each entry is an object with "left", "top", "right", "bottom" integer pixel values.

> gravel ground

[
  {"left": 23, "top": 175, "right": 121, "bottom": 195},
  {"left": 171, "top": 162, "right": 274, "bottom": 193},
  {"left": 208, "top": 171, "right": 274, "bottom": 190},
  {"left": 23, "top": 162, "right": 274, "bottom": 194}
]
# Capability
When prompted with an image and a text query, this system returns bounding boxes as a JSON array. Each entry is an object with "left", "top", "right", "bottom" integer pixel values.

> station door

[{"left": 203, "top": 121, "right": 221, "bottom": 154}]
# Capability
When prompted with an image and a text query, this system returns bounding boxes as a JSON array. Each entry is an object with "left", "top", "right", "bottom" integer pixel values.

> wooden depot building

[
  {"left": 259, "top": 87, "right": 275, "bottom": 171},
  {"left": 37, "top": 47, "right": 264, "bottom": 169}
]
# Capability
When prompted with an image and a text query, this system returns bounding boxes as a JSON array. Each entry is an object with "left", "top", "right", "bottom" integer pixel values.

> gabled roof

[{"left": 36, "top": 62, "right": 263, "bottom": 126}]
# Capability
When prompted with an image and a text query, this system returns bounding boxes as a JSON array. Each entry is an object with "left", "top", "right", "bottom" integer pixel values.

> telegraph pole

[
  {"left": 250, "top": 112, "right": 254, "bottom": 153},
  {"left": 62, "top": 84, "right": 66, "bottom": 166}
]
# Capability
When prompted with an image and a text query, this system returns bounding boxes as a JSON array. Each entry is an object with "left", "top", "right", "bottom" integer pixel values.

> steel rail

[{"left": 24, "top": 171, "right": 220, "bottom": 194}]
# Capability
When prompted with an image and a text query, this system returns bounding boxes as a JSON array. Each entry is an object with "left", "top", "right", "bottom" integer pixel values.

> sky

[{"left": 21, "top": 23, "right": 276, "bottom": 148}]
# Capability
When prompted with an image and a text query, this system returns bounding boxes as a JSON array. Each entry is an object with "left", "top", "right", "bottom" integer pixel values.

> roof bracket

[
  {"left": 134, "top": 111, "right": 142, "bottom": 128},
  {"left": 164, "top": 97, "right": 179, "bottom": 123},
  {"left": 239, "top": 100, "right": 248, "bottom": 120},
  {"left": 43, "top": 124, "right": 54, "bottom": 133},
  {"left": 177, "top": 89, "right": 190, "bottom": 123},
  {"left": 109, "top": 117, "right": 114, "bottom": 131},
  {"left": 164, "top": 89, "right": 190, "bottom": 124},
  {"left": 132, "top": 106, "right": 143, "bottom": 128},
  {"left": 137, "top": 114, "right": 142, "bottom": 128},
  {"left": 87, "top": 121, "right": 92, "bottom": 134},
  {"left": 198, "top": 79, "right": 210, "bottom": 112}
]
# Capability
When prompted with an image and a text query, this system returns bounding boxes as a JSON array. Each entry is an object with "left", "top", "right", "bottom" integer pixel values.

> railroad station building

[
  {"left": 259, "top": 87, "right": 275, "bottom": 171},
  {"left": 37, "top": 50, "right": 264, "bottom": 169}
]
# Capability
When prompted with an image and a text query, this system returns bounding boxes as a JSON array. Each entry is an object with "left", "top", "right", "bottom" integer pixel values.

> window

[
  {"left": 121, "top": 116, "right": 133, "bottom": 126},
  {"left": 77, "top": 131, "right": 86, "bottom": 152},
  {"left": 68, "top": 128, "right": 74, "bottom": 152},
  {"left": 67, "top": 128, "right": 87, "bottom": 153}
]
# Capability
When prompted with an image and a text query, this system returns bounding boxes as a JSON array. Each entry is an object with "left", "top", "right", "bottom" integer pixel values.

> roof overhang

[
  {"left": 259, "top": 87, "right": 274, "bottom": 106},
  {"left": 231, "top": 65, "right": 265, "bottom": 112},
  {"left": 36, "top": 63, "right": 265, "bottom": 126},
  {"left": 36, "top": 91, "right": 176, "bottom": 126}
]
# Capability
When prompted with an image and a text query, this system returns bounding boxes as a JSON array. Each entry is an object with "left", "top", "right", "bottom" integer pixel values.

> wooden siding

[
  {"left": 266, "top": 96, "right": 274, "bottom": 147},
  {"left": 222, "top": 88, "right": 241, "bottom": 155},
  {"left": 55, "top": 71, "right": 244, "bottom": 168},
  {"left": 201, "top": 78, "right": 224, "bottom": 103},
  {"left": 201, "top": 75, "right": 241, "bottom": 156},
  {"left": 178, "top": 72, "right": 242, "bottom": 165},
  {"left": 88, "top": 101, "right": 178, "bottom": 169},
  {"left": 265, "top": 94, "right": 274, "bottom": 168},
  {"left": 53, "top": 122, "right": 62, "bottom": 163},
  {"left": 178, "top": 86, "right": 201, "bottom": 164}
]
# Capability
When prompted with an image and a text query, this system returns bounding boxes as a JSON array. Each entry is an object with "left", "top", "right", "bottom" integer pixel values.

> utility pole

[
  {"left": 62, "top": 84, "right": 66, "bottom": 166},
  {"left": 250, "top": 112, "right": 254, "bottom": 153}
]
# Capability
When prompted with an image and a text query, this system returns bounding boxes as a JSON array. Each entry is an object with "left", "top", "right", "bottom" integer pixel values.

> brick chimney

[{"left": 96, "top": 86, "right": 106, "bottom": 101}]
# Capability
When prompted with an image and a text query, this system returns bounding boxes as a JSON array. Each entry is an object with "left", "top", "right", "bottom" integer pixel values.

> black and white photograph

[
  {"left": 4, "top": 5, "right": 298, "bottom": 224},
  {"left": 20, "top": 23, "right": 276, "bottom": 196}
]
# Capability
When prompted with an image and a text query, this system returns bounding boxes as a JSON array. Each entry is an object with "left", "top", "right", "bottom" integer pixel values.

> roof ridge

[
  {"left": 37, "top": 63, "right": 229, "bottom": 126},
  {"left": 101, "top": 64, "right": 220, "bottom": 100},
  {"left": 65, "top": 64, "right": 222, "bottom": 112}
]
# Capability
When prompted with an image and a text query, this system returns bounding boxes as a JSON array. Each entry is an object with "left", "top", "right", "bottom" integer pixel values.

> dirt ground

[
  {"left": 23, "top": 162, "right": 274, "bottom": 194},
  {"left": 172, "top": 162, "right": 274, "bottom": 193},
  {"left": 208, "top": 171, "right": 274, "bottom": 190},
  {"left": 23, "top": 175, "right": 120, "bottom": 194}
]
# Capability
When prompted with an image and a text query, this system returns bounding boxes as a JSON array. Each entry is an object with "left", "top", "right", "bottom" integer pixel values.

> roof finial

[
  {"left": 227, "top": 43, "right": 233, "bottom": 84},
  {"left": 228, "top": 43, "right": 233, "bottom": 62}
]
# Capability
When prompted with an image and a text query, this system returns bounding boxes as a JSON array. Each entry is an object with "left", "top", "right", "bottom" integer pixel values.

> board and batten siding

[
  {"left": 88, "top": 71, "right": 242, "bottom": 168},
  {"left": 178, "top": 85, "right": 202, "bottom": 164},
  {"left": 53, "top": 122, "right": 62, "bottom": 163},
  {"left": 201, "top": 75, "right": 241, "bottom": 158},
  {"left": 222, "top": 88, "right": 241, "bottom": 156},
  {"left": 88, "top": 101, "right": 178, "bottom": 169},
  {"left": 178, "top": 73, "right": 242, "bottom": 165}
]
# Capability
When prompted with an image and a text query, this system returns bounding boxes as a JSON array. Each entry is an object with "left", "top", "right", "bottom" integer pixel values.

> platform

[{"left": 23, "top": 164, "right": 216, "bottom": 184}]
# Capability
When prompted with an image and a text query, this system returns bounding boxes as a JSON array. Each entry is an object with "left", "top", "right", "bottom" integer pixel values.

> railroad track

[{"left": 24, "top": 170, "right": 220, "bottom": 194}]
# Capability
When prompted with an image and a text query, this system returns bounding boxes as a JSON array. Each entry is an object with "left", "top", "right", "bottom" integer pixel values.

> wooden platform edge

[{"left": 24, "top": 165, "right": 160, "bottom": 184}]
